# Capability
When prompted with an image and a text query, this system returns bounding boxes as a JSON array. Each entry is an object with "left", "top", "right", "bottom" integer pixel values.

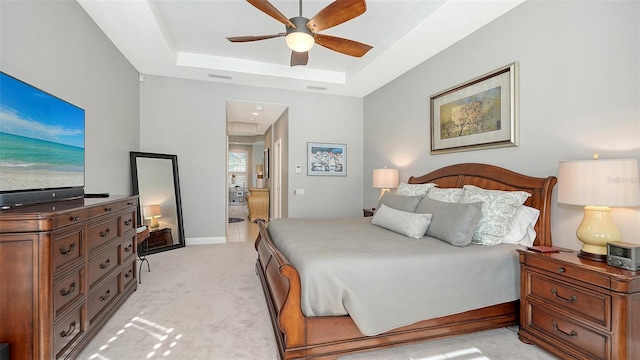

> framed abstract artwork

[
  {"left": 307, "top": 142, "right": 346, "bottom": 176},
  {"left": 430, "top": 62, "right": 518, "bottom": 154}
]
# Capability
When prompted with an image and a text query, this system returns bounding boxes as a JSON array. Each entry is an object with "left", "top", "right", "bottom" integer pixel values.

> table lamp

[
  {"left": 373, "top": 168, "right": 399, "bottom": 201},
  {"left": 558, "top": 157, "right": 640, "bottom": 261},
  {"left": 143, "top": 204, "right": 162, "bottom": 230}
]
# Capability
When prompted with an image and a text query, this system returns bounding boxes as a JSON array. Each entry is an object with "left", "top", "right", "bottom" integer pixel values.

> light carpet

[{"left": 77, "top": 241, "right": 558, "bottom": 360}]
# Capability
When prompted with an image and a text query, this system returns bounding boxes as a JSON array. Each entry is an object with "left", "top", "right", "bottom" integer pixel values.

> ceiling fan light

[{"left": 286, "top": 32, "right": 314, "bottom": 52}]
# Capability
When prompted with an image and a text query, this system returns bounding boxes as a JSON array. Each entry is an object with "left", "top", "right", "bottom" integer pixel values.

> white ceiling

[{"left": 78, "top": 0, "right": 524, "bottom": 135}]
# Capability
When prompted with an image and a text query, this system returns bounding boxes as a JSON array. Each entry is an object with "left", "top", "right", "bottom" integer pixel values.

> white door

[{"left": 273, "top": 139, "right": 282, "bottom": 219}]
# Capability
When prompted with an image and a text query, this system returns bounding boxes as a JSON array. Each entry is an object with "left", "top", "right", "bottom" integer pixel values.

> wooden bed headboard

[{"left": 407, "top": 163, "right": 557, "bottom": 247}]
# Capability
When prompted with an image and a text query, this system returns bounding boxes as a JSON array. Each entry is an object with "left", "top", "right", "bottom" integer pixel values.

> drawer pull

[
  {"left": 100, "top": 228, "right": 111, "bottom": 237},
  {"left": 99, "top": 258, "right": 111, "bottom": 269},
  {"left": 124, "top": 244, "right": 133, "bottom": 253},
  {"left": 60, "top": 281, "right": 76, "bottom": 296},
  {"left": 552, "top": 320, "right": 578, "bottom": 337},
  {"left": 60, "top": 321, "right": 76, "bottom": 338},
  {"left": 125, "top": 269, "right": 133, "bottom": 279},
  {"left": 557, "top": 267, "right": 566, "bottom": 273},
  {"left": 124, "top": 219, "right": 132, "bottom": 226},
  {"left": 100, "top": 289, "right": 111, "bottom": 302},
  {"left": 551, "top": 288, "right": 578, "bottom": 303},
  {"left": 59, "top": 243, "right": 76, "bottom": 255},
  {"left": 69, "top": 216, "right": 80, "bottom": 222},
  {"left": 104, "top": 207, "right": 112, "bottom": 212},
  {"left": 127, "top": 202, "right": 134, "bottom": 206}
]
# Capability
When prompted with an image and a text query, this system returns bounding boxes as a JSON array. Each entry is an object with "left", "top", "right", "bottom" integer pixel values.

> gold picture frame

[{"left": 430, "top": 62, "right": 518, "bottom": 154}]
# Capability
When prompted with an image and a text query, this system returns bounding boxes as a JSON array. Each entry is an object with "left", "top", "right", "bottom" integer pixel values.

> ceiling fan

[{"left": 227, "top": 0, "right": 373, "bottom": 67}]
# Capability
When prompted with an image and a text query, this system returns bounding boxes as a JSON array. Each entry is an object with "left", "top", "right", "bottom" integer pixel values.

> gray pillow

[
  {"left": 372, "top": 204, "right": 432, "bottom": 239},
  {"left": 376, "top": 192, "right": 423, "bottom": 213},
  {"left": 415, "top": 197, "right": 483, "bottom": 247}
]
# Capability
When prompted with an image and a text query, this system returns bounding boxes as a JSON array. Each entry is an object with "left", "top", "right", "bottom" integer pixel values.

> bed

[{"left": 254, "top": 163, "right": 557, "bottom": 360}]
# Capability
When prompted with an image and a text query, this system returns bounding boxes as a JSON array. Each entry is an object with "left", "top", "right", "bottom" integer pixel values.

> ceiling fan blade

[
  {"left": 290, "top": 51, "right": 309, "bottom": 67},
  {"left": 307, "top": 0, "right": 366, "bottom": 32},
  {"left": 315, "top": 33, "right": 372, "bottom": 57},
  {"left": 227, "top": 33, "right": 285, "bottom": 42},
  {"left": 247, "top": 0, "right": 295, "bottom": 28}
]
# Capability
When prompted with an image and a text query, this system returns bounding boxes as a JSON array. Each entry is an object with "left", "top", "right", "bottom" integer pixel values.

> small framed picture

[{"left": 307, "top": 142, "right": 346, "bottom": 176}]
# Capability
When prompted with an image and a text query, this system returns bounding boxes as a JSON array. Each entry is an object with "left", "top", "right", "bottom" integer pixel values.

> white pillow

[
  {"left": 461, "top": 185, "right": 531, "bottom": 246},
  {"left": 397, "top": 182, "right": 436, "bottom": 196},
  {"left": 426, "top": 187, "right": 464, "bottom": 203},
  {"left": 371, "top": 204, "right": 432, "bottom": 239},
  {"left": 502, "top": 205, "right": 539, "bottom": 247}
]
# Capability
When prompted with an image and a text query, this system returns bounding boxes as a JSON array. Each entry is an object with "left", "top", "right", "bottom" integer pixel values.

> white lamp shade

[
  {"left": 143, "top": 204, "right": 162, "bottom": 219},
  {"left": 558, "top": 159, "right": 640, "bottom": 207},
  {"left": 373, "top": 168, "right": 399, "bottom": 189},
  {"left": 286, "top": 32, "right": 314, "bottom": 52}
]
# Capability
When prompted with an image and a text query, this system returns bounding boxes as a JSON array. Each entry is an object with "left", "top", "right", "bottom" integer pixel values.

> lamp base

[
  {"left": 578, "top": 250, "right": 607, "bottom": 262},
  {"left": 150, "top": 218, "right": 160, "bottom": 231}
]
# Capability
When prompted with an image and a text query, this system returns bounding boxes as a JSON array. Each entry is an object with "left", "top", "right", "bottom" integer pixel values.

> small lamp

[
  {"left": 558, "top": 156, "right": 640, "bottom": 261},
  {"left": 143, "top": 204, "right": 162, "bottom": 231},
  {"left": 373, "top": 168, "right": 399, "bottom": 201},
  {"left": 256, "top": 164, "right": 264, "bottom": 188}
]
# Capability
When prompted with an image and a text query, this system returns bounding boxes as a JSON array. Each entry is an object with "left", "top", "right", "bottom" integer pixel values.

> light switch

[
  {"left": 295, "top": 189, "right": 304, "bottom": 195},
  {"left": 295, "top": 165, "right": 302, "bottom": 174}
]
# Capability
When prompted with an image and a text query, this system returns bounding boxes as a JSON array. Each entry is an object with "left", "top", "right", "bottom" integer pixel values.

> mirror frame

[{"left": 130, "top": 151, "right": 186, "bottom": 254}]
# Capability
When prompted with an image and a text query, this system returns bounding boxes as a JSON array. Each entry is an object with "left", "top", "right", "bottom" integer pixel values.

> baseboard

[{"left": 186, "top": 237, "right": 226, "bottom": 245}]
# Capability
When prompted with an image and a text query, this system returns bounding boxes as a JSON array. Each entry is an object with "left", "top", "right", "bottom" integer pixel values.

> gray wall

[
  {"left": 1, "top": 0, "right": 140, "bottom": 195},
  {"left": 140, "top": 75, "right": 363, "bottom": 243},
  {"left": 363, "top": 1, "right": 640, "bottom": 249}
]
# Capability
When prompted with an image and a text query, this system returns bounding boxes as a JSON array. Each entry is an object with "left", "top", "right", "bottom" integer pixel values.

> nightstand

[
  {"left": 363, "top": 208, "right": 375, "bottom": 217},
  {"left": 517, "top": 248, "right": 640, "bottom": 360},
  {"left": 147, "top": 228, "right": 173, "bottom": 249}
]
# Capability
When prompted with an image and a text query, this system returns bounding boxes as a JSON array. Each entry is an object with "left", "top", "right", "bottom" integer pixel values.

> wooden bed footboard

[
  {"left": 255, "top": 219, "right": 519, "bottom": 360},
  {"left": 254, "top": 163, "right": 557, "bottom": 360}
]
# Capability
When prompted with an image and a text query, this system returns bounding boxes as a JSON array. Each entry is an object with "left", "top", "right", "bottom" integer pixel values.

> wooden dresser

[
  {"left": 246, "top": 187, "right": 269, "bottom": 222},
  {"left": 0, "top": 195, "right": 139, "bottom": 360},
  {"left": 517, "top": 248, "right": 640, "bottom": 360}
]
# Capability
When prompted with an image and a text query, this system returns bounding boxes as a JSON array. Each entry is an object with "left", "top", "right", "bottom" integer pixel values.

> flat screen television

[{"left": 0, "top": 71, "right": 85, "bottom": 209}]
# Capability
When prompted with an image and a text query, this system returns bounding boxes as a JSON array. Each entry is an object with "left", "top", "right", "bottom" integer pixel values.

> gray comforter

[{"left": 268, "top": 217, "right": 522, "bottom": 336}]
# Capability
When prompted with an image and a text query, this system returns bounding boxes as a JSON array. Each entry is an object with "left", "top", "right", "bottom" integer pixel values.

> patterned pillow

[
  {"left": 426, "top": 187, "right": 464, "bottom": 203},
  {"left": 372, "top": 204, "right": 432, "bottom": 239},
  {"left": 397, "top": 182, "right": 436, "bottom": 196},
  {"left": 461, "top": 185, "right": 531, "bottom": 245}
]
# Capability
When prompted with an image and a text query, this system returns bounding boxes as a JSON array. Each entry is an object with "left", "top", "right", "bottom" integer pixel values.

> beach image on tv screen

[{"left": 0, "top": 73, "right": 85, "bottom": 192}]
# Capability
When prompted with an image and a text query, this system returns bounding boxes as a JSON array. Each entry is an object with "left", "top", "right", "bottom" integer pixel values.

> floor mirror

[{"left": 130, "top": 152, "right": 186, "bottom": 254}]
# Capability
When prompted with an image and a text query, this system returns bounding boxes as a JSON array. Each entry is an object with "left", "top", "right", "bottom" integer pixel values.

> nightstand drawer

[
  {"left": 526, "top": 255, "right": 610, "bottom": 288},
  {"left": 528, "top": 271, "right": 611, "bottom": 327},
  {"left": 529, "top": 303, "right": 610, "bottom": 360}
]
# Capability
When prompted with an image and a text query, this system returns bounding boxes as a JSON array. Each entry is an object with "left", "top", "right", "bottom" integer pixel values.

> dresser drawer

[
  {"left": 121, "top": 210, "right": 136, "bottom": 234},
  {"left": 88, "top": 274, "right": 121, "bottom": 324},
  {"left": 123, "top": 233, "right": 136, "bottom": 261},
  {"left": 122, "top": 259, "right": 137, "bottom": 290},
  {"left": 88, "top": 243, "right": 121, "bottom": 289},
  {"left": 87, "top": 217, "right": 119, "bottom": 252},
  {"left": 53, "top": 228, "right": 84, "bottom": 273},
  {"left": 53, "top": 267, "right": 85, "bottom": 319},
  {"left": 89, "top": 201, "right": 126, "bottom": 218},
  {"left": 53, "top": 209, "right": 90, "bottom": 228},
  {"left": 528, "top": 271, "right": 611, "bottom": 328},
  {"left": 526, "top": 255, "right": 610, "bottom": 288},
  {"left": 528, "top": 302, "right": 610, "bottom": 359},
  {"left": 53, "top": 303, "right": 85, "bottom": 359}
]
